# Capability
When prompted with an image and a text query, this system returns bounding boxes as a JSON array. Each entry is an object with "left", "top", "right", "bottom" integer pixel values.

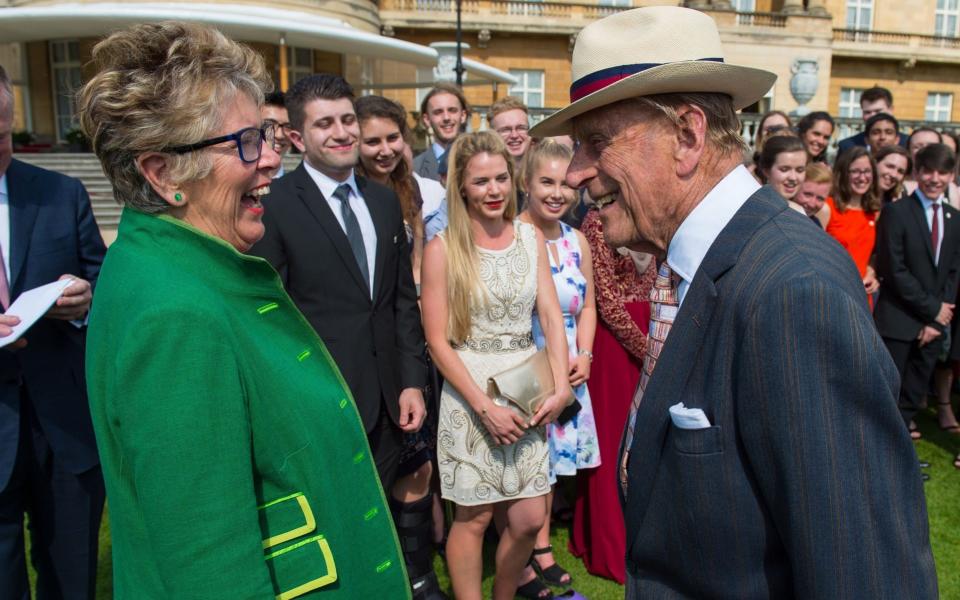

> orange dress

[{"left": 825, "top": 196, "right": 877, "bottom": 278}]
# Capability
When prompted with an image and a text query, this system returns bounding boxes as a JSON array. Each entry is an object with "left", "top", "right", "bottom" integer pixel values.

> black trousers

[
  {"left": 884, "top": 336, "right": 944, "bottom": 426},
  {"left": 0, "top": 389, "right": 105, "bottom": 600},
  {"left": 368, "top": 404, "right": 405, "bottom": 494}
]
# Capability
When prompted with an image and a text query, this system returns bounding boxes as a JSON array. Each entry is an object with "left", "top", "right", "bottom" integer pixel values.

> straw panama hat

[{"left": 530, "top": 6, "right": 777, "bottom": 138}]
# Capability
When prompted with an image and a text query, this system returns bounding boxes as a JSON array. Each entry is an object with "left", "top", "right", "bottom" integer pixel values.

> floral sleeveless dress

[
  {"left": 533, "top": 222, "right": 601, "bottom": 481},
  {"left": 437, "top": 221, "right": 551, "bottom": 505}
]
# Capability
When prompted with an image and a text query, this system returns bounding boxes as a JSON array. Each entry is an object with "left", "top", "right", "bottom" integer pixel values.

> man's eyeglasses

[
  {"left": 495, "top": 125, "right": 530, "bottom": 136},
  {"left": 164, "top": 126, "right": 276, "bottom": 163}
]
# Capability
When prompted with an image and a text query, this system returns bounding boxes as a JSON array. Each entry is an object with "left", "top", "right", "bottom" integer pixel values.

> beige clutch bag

[{"left": 486, "top": 349, "right": 556, "bottom": 418}]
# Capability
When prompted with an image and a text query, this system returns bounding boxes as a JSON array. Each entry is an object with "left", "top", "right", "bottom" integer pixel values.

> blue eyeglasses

[{"left": 164, "top": 126, "right": 276, "bottom": 163}]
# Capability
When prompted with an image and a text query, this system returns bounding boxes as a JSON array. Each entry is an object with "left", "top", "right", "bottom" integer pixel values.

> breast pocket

[{"left": 672, "top": 425, "right": 723, "bottom": 455}]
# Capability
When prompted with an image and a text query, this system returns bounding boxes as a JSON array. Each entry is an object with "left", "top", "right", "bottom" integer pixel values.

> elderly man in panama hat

[{"left": 533, "top": 6, "right": 937, "bottom": 599}]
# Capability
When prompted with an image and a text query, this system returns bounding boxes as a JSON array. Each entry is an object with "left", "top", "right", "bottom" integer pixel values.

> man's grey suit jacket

[
  {"left": 412, "top": 148, "right": 441, "bottom": 182},
  {"left": 622, "top": 187, "right": 937, "bottom": 599}
]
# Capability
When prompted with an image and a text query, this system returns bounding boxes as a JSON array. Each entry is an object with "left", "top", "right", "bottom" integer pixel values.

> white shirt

[
  {"left": 432, "top": 142, "right": 446, "bottom": 160},
  {"left": 667, "top": 165, "right": 761, "bottom": 305},
  {"left": 0, "top": 174, "right": 10, "bottom": 282},
  {"left": 302, "top": 161, "right": 377, "bottom": 295},
  {"left": 917, "top": 188, "right": 946, "bottom": 265}
]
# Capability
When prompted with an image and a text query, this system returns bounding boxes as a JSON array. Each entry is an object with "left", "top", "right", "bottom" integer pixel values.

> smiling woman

[{"left": 77, "top": 21, "right": 410, "bottom": 599}]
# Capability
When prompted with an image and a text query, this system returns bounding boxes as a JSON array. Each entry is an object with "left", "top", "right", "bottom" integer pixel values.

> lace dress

[
  {"left": 437, "top": 221, "right": 551, "bottom": 506},
  {"left": 533, "top": 222, "right": 601, "bottom": 481}
]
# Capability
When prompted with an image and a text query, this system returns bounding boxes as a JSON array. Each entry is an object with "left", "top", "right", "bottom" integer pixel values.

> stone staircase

[{"left": 15, "top": 153, "right": 304, "bottom": 235}]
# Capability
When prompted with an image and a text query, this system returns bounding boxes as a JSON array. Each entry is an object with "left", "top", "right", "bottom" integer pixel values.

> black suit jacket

[
  {"left": 874, "top": 191, "right": 960, "bottom": 341},
  {"left": 0, "top": 159, "right": 106, "bottom": 490},
  {"left": 623, "top": 187, "right": 937, "bottom": 599},
  {"left": 249, "top": 164, "right": 427, "bottom": 432}
]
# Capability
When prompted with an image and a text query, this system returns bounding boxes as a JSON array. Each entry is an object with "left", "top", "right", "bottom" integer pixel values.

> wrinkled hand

[
  {"left": 862, "top": 271, "right": 880, "bottom": 295},
  {"left": 936, "top": 302, "right": 955, "bottom": 327},
  {"left": 530, "top": 384, "right": 573, "bottom": 427},
  {"left": 569, "top": 354, "right": 591, "bottom": 387},
  {"left": 398, "top": 388, "right": 426, "bottom": 433},
  {"left": 918, "top": 325, "right": 942, "bottom": 347},
  {"left": 0, "top": 315, "right": 26, "bottom": 349},
  {"left": 45, "top": 275, "right": 92, "bottom": 321},
  {"left": 480, "top": 403, "right": 527, "bottom": 445}
]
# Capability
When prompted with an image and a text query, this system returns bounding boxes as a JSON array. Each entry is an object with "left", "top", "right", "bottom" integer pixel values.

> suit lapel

[
  {"left": 622, "top": 189, "right": 783, "bottom": 542},
  {"left": 938, "top": 204, "right": 959, "bottom": 287},
  {"left": 7, "top": 160, "right": 40, "bottom": 293},
  {"left": 357, "top": 177, "right": 391, "bottom": 301},
  {"left": 292, "top": 165, "right": 370, "bottom": 296}
]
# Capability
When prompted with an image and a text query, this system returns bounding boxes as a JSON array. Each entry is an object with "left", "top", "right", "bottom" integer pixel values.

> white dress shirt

[
  {"left": 917, "top": 188, "right": 946, "bottom": 265},
  {"left": 666, "top": 165, "right": 761, "bottom": 305},
  {"left": 432, "top": 142, "right": 446, "bottom": 160},
  {"left": 302, "top": 161, "right": 377, "bottom": 295},
  {"left": 0, "top": 174, "right": 11, "bottom": 282}
]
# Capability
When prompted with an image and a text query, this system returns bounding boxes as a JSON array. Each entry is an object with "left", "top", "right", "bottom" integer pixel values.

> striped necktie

[{"left": 620, "top": 261, "right": 679, "bottom": 493}]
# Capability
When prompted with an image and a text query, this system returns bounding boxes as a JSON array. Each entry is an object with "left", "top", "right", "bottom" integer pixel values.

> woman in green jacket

[{"left": 78, "top": 22, "right": 408, "bottom": 599}]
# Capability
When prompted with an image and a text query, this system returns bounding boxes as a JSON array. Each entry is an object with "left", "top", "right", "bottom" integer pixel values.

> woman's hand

[
  {"left": 569, "top": 354, "right": 591, "bottom": 387},
  {"left": 479, "top": 402, "right": 529, "bottom": 445},
  {"left": 531, "top": 384, "right": 573, "bottom": 427},
  {"left": 863, "top": 266, "right": 880, "bottom": 295}
]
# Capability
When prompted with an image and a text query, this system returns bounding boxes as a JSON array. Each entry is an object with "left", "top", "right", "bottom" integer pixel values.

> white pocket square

[{"left": 669, "top": 402, "right": 712, "bottom": 430}]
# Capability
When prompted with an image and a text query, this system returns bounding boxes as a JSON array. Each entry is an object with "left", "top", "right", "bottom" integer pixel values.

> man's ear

[
  {"left": 136, "top": 153, "right": 181, "bottom": 208},
  {"left": 674, "top": 104, "right": 708, "bottom": 178},
  {"left": 288, "top": 128, "right": 307, "bottom": 154}
]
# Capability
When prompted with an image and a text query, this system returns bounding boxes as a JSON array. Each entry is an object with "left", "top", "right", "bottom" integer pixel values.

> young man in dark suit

[
  {"left": 249, "top": 74, "right": 443, "bottom": 599},
  {"left": 413, "top": 83, "right": 468, "bottom": 181},
  {"left": 836, "top": 85, "right": 909, "bottom": 157},
  {"left": 533, "top": 7, "right": 937, "bottom": 598},
  {"left": 0, "top": 65, "right": 107, "bottom": 599},
  {"left": 875, "top": 143, "right": 960, "bottom": 441}
]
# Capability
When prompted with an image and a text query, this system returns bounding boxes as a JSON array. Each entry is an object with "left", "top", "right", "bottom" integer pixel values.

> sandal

[
  {"left": 909, "top": 421, "right": 922, "bottom": 441},
  {"left": 516, "top": 575, "right": 554, "bottom": 599},
  {"left": 938, "top": 402, "right": 960, "bottom": 434},
  {"left": 530, "top": 545, "right": 572, "bottom": 587}
]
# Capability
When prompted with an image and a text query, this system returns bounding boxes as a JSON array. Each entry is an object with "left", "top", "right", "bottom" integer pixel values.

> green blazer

[{"left": 86, "top": 208, "right": 409, "bottom": 599}]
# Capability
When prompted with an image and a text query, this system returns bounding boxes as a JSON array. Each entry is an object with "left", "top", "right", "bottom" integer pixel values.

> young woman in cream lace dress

[{"left": 421, "top": 131, "right": 571, "bottom": 600}]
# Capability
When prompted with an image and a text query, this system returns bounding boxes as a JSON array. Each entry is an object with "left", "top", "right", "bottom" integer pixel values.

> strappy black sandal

[
  {"left": 529, "top": 545, "right": 572, "bottom": 587},
  {"left": 516, "top": 575, "right": 554, "bottom": 599}
]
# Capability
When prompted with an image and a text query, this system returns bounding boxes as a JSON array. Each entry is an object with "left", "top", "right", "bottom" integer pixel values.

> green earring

[{"left": 174, "top": 193, "right": 183, "bottom": 203}]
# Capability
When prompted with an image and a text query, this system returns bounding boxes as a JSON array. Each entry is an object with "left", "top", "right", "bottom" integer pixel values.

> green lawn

[{"left": 27, "top": 405, "right": 960, "bottom": 598}]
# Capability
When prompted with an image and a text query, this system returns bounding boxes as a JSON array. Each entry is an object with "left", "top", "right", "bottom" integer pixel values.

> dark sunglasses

[{"left": 164, "top": 126, "right": 276, "bottom": 163}]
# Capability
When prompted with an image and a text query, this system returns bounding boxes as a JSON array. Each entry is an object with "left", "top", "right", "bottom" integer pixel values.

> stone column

[
  {"left": 782, "top": 0, "right": 804, "bottom": 14},
  {"left": 806, "top": 0, "right": 830, "bottom": 16}
]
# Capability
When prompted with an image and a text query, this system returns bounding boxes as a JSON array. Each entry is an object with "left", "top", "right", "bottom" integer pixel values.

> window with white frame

[
  {"left": 926, "top": 92, "right": 954, "bottom": 122},
  {"left": 732, "top": 0, "right": 755, "bottom": 12},
  {"left": 286, "top": 47, "right": 314, "bottom": 86},
  {"left": 936, "top": 0, "right": 960, "bottom": 37},
  {"left": 49, "top": 40, "right": 82, "bottom": 142},
  {"left": 838, "top": 88, "right": 863, "bottom": 119},
  {"left": 845, "top": 0, "right": 873, "bottom": 30},
  {"left": 598, "top": 0, "right": 632, "bottom": 6},
  {"left": 508, "top": 69, "right": 544, "bottom": 110}
]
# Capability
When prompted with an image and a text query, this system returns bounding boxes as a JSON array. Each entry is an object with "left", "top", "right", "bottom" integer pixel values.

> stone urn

[
  {"left": 431, "top": 42, "right": 470, "bottom": 83},
  {"left": 789, "top": 58, "right": 819, "bottom": 117}
]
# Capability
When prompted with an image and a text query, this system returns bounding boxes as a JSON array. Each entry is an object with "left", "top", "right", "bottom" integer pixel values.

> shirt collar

[
  {"left": 0, "top": 173, "right": 7, "bottom": 198},
  {"left": 666, "top": 164, "right": 760, "bottom": 287},
  {"left": 432, "top": 142, "right": 446, "bottom": 160},
  {"left": 302, "top": 160, "right": 359, "bottom": 201},
  {"left": 916, "top": 187, "right": 943, "bottom": 208}
]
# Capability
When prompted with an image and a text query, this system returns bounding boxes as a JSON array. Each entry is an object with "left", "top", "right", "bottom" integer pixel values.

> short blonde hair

[
  {"left": 77, "top": 21, "right": 271, "bottom": 213},
  {"left": 487, "top": 96, "right": 528, "bottom": 126},
  {"left": 804, "top": 162, "right": 833, "bottom": 185}
]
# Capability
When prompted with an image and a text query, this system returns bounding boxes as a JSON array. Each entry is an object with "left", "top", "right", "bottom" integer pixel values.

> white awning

[{"left": 0, "top": 2, "right": 438, "bottom": 66}]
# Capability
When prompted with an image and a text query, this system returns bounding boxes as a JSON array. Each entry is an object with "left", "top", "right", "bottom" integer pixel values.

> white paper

[
  {"left": 0, "top": 279, "right": 74, "bottom": 348},
  {"left": 669, "top": 402, "right": 713, "bottom": 430}
]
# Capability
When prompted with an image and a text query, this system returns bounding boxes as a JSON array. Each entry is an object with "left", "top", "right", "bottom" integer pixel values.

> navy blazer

[
  {"left": 0, "top": 158, "right": 106, "bottom": 490},
  {"left": 249, "top": 165, "right": 427, "bottom": 433},
  {"left": 623, "top": 187, "right": 937, "bottom": 599}
]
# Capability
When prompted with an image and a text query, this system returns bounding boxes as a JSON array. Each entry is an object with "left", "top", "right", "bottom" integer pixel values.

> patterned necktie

[
  {"left": 333, "top": 183, "right": 370, "bottom": 289},
  {"left": 931, "top": 203, "right": 940, "bottom": 263},
  {"left": 0, "top": 244, "right": 9, "bottom": 309},
  {"left": 620, "top": 261, "right": 679, "bottom": 493}
]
